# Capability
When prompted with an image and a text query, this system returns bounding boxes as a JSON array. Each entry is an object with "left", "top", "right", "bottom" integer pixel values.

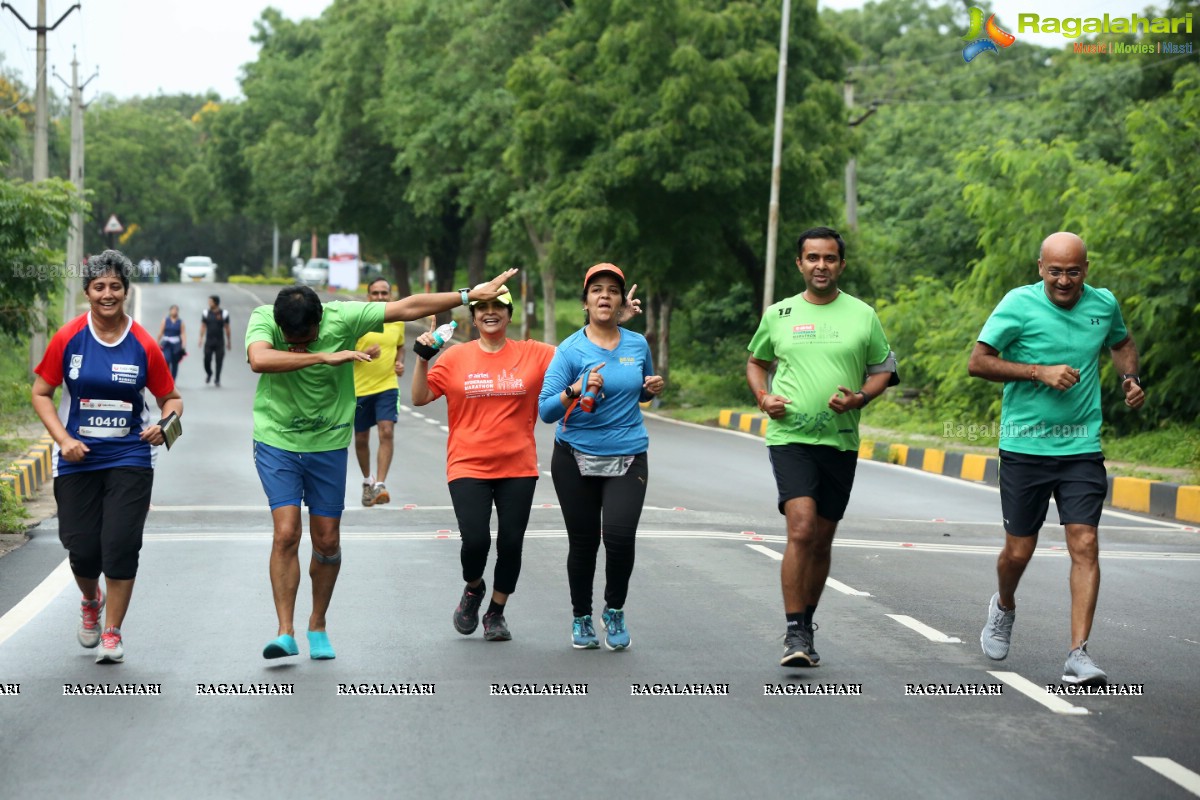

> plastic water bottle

[
  {"left": 580, "top": 366, "right": 598, "bottom": 413},
  {"left": 415, "top": 321, "right": 458, "bottom": 360},
  {"left": 433, "top": 320, "right": 457, "bottom": 347}
]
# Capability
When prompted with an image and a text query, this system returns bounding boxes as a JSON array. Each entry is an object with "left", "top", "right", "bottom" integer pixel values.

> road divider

[
  {"left": 715, "top": 410, "right": 1200, "bottom": 525},
  {"left": 1, "top": 436, "right": 54, "bottom": 502}
]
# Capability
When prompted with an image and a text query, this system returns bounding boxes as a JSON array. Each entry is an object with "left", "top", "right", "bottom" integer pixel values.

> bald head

[
  {"left": 1040, "top": 232, "right": 1087, "bottom": 264},
  {"left": 1038, "top": 231, "right": 1089, "bottom": 308}
]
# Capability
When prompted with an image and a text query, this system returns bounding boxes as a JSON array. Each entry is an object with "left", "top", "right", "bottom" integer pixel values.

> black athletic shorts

[
  {"left": 767, "top": 443, "right": 859, "bottom": 521},
  {"left": 54, "top": 467, "right": 154, "bottom": 580},
  {"left": 998, "top": 449, "right": 1107, "bottom": 536}
]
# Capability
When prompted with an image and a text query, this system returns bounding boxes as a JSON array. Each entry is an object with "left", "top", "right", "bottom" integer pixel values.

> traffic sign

[{"left": 104, "top": 214, "right": 124, "bottom": 234}]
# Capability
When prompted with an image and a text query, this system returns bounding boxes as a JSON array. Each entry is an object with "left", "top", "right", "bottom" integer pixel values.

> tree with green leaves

[{"left": 507, "top": 0, "right": 851, "bottom": 371}]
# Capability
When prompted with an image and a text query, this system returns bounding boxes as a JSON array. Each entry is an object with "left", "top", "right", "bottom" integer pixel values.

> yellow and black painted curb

[
  {"left": 718, "top": 410, "right": 1200, "bottom": 525},
  {"left": 1, "top": 437, "right": 54, "bottom": 502}
]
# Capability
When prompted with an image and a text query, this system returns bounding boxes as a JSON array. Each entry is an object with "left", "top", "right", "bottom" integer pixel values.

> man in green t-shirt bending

[
  {"left": 247, "top": 271, "right": 516, "bottom": 661},
  {"left": 970, "top": 231, "right": 1144, "bottom": 687},
  {"left": 746, "top": 227, "right": 898, "bottom": 669}
]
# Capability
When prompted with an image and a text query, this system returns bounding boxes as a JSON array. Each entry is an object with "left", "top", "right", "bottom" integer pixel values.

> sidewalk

[{"left": 716, "top": 409, "right": 1200, "bottom": 526}]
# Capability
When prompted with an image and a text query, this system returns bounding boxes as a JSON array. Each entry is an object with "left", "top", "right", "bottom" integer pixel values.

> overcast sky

[{"left": 0, "top": 0, "right": 1170, "bottom": 103}]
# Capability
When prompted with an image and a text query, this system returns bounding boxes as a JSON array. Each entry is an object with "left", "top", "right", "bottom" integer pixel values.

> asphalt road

[{"left": 1, "top": 281, "right": 1198, "bottom": 799}]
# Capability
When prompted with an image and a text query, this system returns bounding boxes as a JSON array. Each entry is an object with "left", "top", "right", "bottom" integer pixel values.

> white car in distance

[{"left": 179, "top": 256, "right": 218, "bottom": 283}]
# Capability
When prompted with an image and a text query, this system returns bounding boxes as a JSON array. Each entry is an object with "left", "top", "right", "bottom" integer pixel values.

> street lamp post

[{"left": 761, "top": 0, "right": 791, "bottom": 312}]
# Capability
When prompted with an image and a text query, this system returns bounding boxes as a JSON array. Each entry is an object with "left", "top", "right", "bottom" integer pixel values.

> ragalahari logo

[{"left": 962, "top": 7, "right": 1016, "bottom": 62}]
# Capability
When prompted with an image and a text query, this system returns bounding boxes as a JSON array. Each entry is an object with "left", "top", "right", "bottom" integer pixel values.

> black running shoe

[
  {"left": 453, "top": 581, "right": 485, "bottom": 635},
  {"left": 780, "top": 622, "right": 820, "bottom": 668},
  {"left": 482, "top": 611, "right": 511, "bottom": 642}
]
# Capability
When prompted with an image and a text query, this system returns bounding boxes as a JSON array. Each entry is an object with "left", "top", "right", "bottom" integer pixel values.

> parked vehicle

[
  {"left": 179, "top": 256, "right": 218, "bottom": 283},
  {"left": 295, "top": 258, "right": 330, "bottom": 287}
]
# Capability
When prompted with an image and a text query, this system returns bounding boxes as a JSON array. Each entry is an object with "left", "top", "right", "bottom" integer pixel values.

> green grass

[{"left": 0, "top": 334, "right": 40, "bottom": 462}]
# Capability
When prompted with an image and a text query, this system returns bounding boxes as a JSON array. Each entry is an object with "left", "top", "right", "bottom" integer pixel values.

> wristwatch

[
  {"left": 458, "top": 288, "right": 470, "bottom": 306},
  {"left": 1120, "top": 373, "right": 1143, "bottom": 388},
  {"left": 564, "top": 385, "right": 578, "bottom": 400}
]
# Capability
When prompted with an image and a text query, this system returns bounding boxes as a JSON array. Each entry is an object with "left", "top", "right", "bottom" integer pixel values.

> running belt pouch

[{"left": 572, "top": 450, "right": 634, "bottom": 477}]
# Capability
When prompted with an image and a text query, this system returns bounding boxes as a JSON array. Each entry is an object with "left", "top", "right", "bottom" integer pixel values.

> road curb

[
  {"left": 716, "top": 410, "right": 1200, "bottom": 525},
  {"left": 1, "top": 437, "right": 54, "bottom": 502}
]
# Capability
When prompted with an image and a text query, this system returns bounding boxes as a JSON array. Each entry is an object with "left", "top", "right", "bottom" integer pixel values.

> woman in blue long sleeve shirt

[{"left": 538, "top": 264, "right": 665, "bottom": 651}]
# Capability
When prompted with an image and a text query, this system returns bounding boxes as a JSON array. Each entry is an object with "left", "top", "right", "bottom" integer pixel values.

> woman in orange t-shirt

[{"left": 411, "top": 293, "right": 555, "bottom": 642}]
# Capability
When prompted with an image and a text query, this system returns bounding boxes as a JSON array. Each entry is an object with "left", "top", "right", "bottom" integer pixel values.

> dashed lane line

[
  {"left": 745, "top": 544, "right": 872, "bottom": 596},
  {"left": 1133, "top": 757, "right": 1200, "bottom": 797},
  {"left": 988, "top": 671, "right": 1089, "bottom": 715},
  {"left": 886, "top": 614, "right": 962, "bottom": 643}
]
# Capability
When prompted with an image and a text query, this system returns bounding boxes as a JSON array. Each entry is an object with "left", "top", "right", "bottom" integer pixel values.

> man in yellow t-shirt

[{"left": 353, "top": 278, "right": 406, "bottom": 506}]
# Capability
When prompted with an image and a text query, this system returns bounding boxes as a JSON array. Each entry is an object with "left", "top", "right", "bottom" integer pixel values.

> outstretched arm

[
  {"left": 247, "top": 340, "right": 371, "bottom": 374},
  {"left": 383, "top": 268, "right": 519, "bottom": 322}
]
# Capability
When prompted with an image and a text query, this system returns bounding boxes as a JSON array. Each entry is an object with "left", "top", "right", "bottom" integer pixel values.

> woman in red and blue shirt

[{"left": 32, "top": 250, "right": 183, "bottom": 665}]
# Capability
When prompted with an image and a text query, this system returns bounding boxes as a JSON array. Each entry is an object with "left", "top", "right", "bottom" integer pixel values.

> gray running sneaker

[
  {"left": 981, "top": 592, "right": 1015, "bottom": 660},
  {"left": 780, "top": 623, "right": 820, "bottom": 668},
  {"left": 361, "top": 481, "right": 374, "bottom": 507},
  {"left": 453, "top": 581, "right": 485, "bottom": 635},
  {"left": 482, "top": 611, "right": 511, "bottom": 642},
  {"left": 1062, "top": 642, "right": 1107, "bottom": 687}
]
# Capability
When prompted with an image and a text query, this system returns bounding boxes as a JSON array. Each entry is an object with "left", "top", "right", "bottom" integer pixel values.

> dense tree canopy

[{"left": 6, "top": 0, "right": 1196, "bottom": 429}]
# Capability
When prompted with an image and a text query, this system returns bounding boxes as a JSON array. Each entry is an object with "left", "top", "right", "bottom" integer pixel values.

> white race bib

[{"left": 78, "top": 398, "right": 133, "bottom": 438}]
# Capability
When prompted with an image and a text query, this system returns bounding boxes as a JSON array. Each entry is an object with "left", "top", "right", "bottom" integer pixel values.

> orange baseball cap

[{"left": 584, "top": 263, "right": 625, "bottom": 289}]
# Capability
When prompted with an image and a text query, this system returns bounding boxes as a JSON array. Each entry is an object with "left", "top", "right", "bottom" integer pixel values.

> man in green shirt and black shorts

[
  {"left": 247, "top": 270, "right": 516, "bottom": 661},
  {"left": 746, "top": 227, "right": 898, "bottom": 669},
  {"left": 970, "top": 231, "right": 1144, "bottom": 686}
]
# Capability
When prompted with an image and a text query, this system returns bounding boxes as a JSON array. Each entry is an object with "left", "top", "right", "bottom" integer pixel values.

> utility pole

[
  {"left": 761, "top": 0, "right": 791, "bottom": 312},
  {"left": 4, "top": 0, "right": 82, "bottom": 371},
  {"left": 844, "top": 80, "right": 857, "bottom": 232},
  {"left": 55, "top": 48, "right": 97, "bottom": 322},
  {"left": 844, "top": 77, "right": 879, "bottom": 233},
  {"left": 2, "top": 1, "right": 81, "bottom": 181}
]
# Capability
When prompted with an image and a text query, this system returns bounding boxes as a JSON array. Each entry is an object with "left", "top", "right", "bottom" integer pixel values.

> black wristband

[
  {"left": 856, "top": 390, "right": 872, "bottom": 406},
  {"left": 1120, "top": 373, "right": 1143, "bottom": 388}
]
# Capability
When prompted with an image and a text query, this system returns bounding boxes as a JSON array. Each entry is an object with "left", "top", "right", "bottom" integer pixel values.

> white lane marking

[
  {"left": 1133, "top": 757, "right": 1200, "bottom": 796},
  {"left": 0, "top": 559, "right": 72, "bottom": 647},
  {"left": 410, "top": 412, "right": 426, "bottom": 420},
  {"left": 862, "top": 460, "right": 1188, "bottom": 530},
  {"left": 825, "top": 577, "right": 872, "bottom": 596},
  {"left": 746, "top": 544, "right": 782, "bottom": 560},
  {"left": 399, "top": 405, "right": 412, "bottom": 412},
  {"left": 886, "top": 614, "right": 962, "bottom": 643},
  {"left": 424, "top": 418, "right": 439, "bottom": 425},
  {"left": 745, "top": 545, "right": 871, "bottom": 595},
  {"left": 112, "top": 523, "right": 1200, "bottom": 562},
  {"left": 643, "top": 411, "right": 765, "bottom": 442},
  {"left": 440, "top": 426, "right": 449, "bottom": 433},
  {"left": 542, "top": 471, "right": 553, "bottom": 478},
  {"left": 988, "top": 671, "right": 1089, "bottom": 715}
]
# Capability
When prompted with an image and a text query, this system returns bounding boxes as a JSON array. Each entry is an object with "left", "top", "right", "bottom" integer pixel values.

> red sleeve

[
  {"left": 133, "top": 322, "right": 176, "bottom": 397},
  {"left": 34, "top": 315, "right": 88, "bottom": 387}
]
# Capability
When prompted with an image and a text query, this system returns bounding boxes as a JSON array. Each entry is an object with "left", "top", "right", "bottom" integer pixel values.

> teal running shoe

[
  {"left": 307, "top": 630, "right": 336, "bottom": 660},
  {"left": 601, "top": 607, "right": 630, "bottom": 651},
  {"left": 572, "top": 615, "right": 599, "bottom": 649},
  {"left": 262, "top": 634, "right": 299, "bottom": 659}
]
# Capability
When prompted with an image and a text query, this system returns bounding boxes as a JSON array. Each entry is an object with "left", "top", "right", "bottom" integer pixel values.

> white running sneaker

[
  {"left": 78, "top": 588, "right": 105, "bottom": 649},
  {"left": 96, "top": 627, "right": 124, "bottom": 664}
]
